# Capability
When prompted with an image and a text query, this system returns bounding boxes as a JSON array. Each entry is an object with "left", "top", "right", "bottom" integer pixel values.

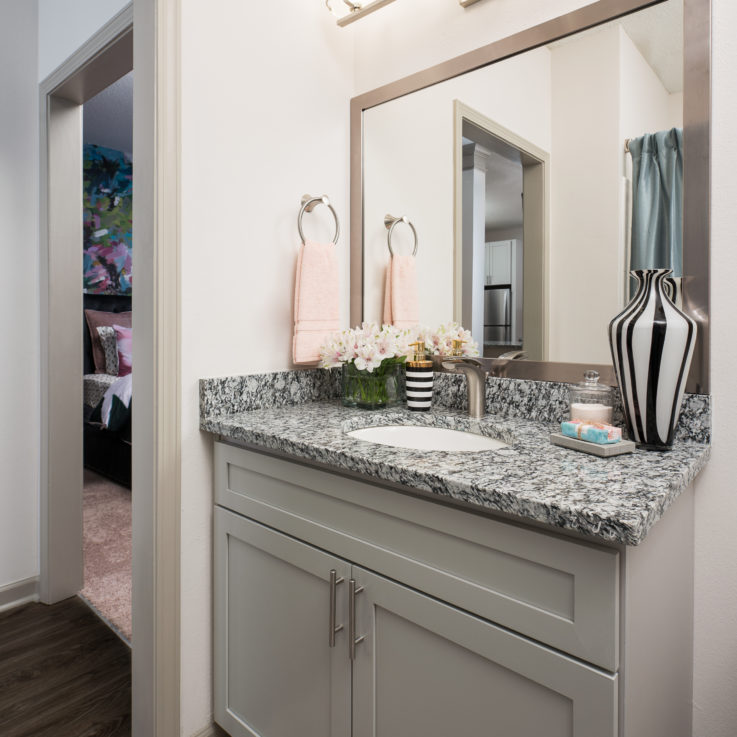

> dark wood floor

[{"left": 0, "top": 596, "right": 131, "bottom": 737}]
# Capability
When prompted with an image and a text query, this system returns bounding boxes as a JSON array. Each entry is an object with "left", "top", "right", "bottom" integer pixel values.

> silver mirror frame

[{"left": 350, "top": 0, "right": 711, "bottom": 393}]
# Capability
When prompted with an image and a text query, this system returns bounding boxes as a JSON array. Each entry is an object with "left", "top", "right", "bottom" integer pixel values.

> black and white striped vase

[
  {"left": 405, "top": 364, "right": 434, "bottom": 411},
  {"left": 608, "top": 269, "right": 696, "bottom": 450}
]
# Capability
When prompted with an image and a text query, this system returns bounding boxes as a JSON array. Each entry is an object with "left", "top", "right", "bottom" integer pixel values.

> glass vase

[
  {"left": 341, "top": 362, "right": 406, "bottom": 410},
  {"left": 608, "top": 269, "right": 697, "bottom": 450}
]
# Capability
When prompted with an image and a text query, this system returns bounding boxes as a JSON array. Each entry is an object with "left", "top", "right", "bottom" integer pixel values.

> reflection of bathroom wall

[
  {"left": 548, "top": 25, "right": 682, "bottom": 364},
  {"left": 549, "top": 26, "right": 620, "bottom": 364},
  {"left": 362, "top": 48, "right": 551, "bottom": 327}
]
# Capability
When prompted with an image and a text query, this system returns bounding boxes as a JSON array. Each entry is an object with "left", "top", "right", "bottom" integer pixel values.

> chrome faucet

[{"left": 441, "top": 357, "right": 489, "bottom": 418}]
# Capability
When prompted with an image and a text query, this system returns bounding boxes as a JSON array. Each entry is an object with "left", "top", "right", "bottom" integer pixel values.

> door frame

[
  {"left": 453, "top": 101, "right": 550, "bottom": 360},
  {"left": 38, "top": 2, "right": 181, "bottom": 735}
]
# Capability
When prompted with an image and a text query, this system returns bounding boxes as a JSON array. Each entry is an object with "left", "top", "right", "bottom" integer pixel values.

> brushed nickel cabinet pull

[
  {"left": 349, "top": 578, "right": 366, "bottom": 660},
  {"left": 329, "top": 569, "right": 344, "bottom": 647}
]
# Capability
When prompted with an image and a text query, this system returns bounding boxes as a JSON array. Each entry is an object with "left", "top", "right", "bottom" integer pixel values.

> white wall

[
  {"left": 178, "top": 1, "right": 353, "bottom": 732},
  {"left": 692, "top": 0, "right": 737, "bottom": 733},
  {"left": 38, "top": 0, "right": 129, "bottom": 80},
  {"left": 0, "top": 0, "right": 39, "bottom": 592},
  {"left": 548, "top": 26, "right": 621, "bottom": 364},
  {"left": 362, "top": 49, "right": 551, "bottom": 328}
]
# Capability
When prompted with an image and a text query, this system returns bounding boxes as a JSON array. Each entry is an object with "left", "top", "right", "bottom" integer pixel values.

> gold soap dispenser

[{"left": 406, "top": 341, "right": 434, "bottom": 412}]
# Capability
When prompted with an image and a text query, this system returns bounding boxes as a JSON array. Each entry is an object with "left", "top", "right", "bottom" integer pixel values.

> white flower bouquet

[
  {"left": 320, "top": 323, "right": 413, "bottom": 408},
  {"left": 416, "top": 322, "right": 479, "bottom": 358},
  {"left": 320, "top": 322, "right": 479, "bottom": 409}
]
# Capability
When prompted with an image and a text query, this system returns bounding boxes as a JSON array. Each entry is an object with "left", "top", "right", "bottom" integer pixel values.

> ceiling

[
  {"left": 549, "top": 0, "right": 683, "bottom": 94},
  {"left": 618, "top": 0, "right": 683, "bottom": 94},
  {"left": 83, "top": 71, "right": 133, "bottom": 155}
]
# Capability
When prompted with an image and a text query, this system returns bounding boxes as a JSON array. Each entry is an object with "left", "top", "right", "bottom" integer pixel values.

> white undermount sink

[{"left": 346, "top": 425, "right": 508, "bottom": 452}]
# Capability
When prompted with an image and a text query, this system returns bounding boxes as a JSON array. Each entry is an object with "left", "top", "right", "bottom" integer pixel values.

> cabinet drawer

[{"left": 215, "top": 442, "right": 619, "bottom": 671}]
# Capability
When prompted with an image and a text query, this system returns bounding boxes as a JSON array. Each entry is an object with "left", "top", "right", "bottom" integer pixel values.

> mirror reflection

[{"left": 362, "top": 0, "right": 683, "bottom": 364}]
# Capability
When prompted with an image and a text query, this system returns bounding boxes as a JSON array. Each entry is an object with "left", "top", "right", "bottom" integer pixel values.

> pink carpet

[{"left": 81, "top": 469, "right": 132, "bottom": 644}]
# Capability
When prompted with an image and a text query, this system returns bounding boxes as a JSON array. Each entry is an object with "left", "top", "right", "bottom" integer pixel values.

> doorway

[
  {"left": 38, "top": 3, "right": 181, "bottom": 735},
  {"left": 79, "top": 70, "right": 134, "bottom": 643},
  {"left": 454, "top": 101, "right": 549, "bottom": 361}
]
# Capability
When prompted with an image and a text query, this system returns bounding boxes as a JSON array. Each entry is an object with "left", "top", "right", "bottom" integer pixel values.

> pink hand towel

[
  {"left": 293, "top": 240, "right": 340, "bottom": 364},
  {"left": 382, "top": 254, "right": 419, "bottom": 328}
]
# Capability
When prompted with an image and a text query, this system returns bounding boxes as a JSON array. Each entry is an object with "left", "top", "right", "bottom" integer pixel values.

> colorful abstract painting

[{"left": 83, "top": 144, "right": 132, "bottom": 294}]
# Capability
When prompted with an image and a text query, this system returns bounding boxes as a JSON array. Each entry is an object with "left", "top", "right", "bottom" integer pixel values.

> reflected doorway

[{"left": 455, "top": 102, "right": 549, "bottom": 361}]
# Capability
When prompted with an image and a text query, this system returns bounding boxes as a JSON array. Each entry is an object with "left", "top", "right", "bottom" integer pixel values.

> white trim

[
  {"left": 40, "top": 4, "right": 133, "bottom": 95},
  {"left": 0, "top": 577, "right": 39, "bottom": 613},
  {"left": 132, "top": 0, "right": 182, "bottom": 735}
]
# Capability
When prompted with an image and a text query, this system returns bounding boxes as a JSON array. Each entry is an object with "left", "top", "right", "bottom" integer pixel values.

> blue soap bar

[{"left": 560, "top": 420, "right": 622, "bottom": 445}]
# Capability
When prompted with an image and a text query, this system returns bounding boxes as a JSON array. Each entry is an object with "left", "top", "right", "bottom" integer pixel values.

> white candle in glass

[{"left": 570, "top": 402, "right": 613, "bottom": 424}]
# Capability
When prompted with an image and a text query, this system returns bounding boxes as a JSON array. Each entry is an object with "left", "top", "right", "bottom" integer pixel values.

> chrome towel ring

[
  {"left": 298, "top": 194, "right": 340, "bottom": 245},
  {"left": 384, "top": 214, "right": 418, "bottom": 257}
]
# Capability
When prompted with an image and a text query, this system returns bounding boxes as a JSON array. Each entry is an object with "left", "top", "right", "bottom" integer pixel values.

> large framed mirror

[{"left": 350, "top": 0, "right": 710, "bottom": 393}]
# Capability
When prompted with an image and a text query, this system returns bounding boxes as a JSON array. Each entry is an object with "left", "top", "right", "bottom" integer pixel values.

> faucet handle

[{"left": 451, "top": 339, "right": 466, "bottom": 356}]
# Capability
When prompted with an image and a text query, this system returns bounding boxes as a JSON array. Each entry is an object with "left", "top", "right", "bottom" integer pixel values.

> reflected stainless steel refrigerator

[{"left": 484, "top": 284, "right": 512, "bottom": 344}]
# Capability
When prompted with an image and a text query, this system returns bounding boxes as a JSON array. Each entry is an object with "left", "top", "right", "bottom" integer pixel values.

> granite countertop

[{"left": 200, "top": 390, "right": 711, "bottom": 546}]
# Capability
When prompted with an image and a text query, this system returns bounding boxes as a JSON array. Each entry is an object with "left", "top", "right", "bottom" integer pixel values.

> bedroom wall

[
  {"left": 37, "top": 0, "right": 130, "bottom": 80},
  {"left": 0, "top": 0, "right": 40, "bottom": 593}
]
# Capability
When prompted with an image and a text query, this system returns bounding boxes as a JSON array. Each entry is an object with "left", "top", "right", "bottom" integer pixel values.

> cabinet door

[
  {"left": 214, "top": 507, "right": 351, "bottom": 737},
  {"left": 351, "top": 566, "right": 617, "bottom": 737},
  {"left": 490, "top": 240, "right": 512, "bottom": 284}
]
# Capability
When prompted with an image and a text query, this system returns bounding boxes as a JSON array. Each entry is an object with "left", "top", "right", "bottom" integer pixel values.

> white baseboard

[{"left": 0, "top": 576, "right": 39, "bottom": 613}]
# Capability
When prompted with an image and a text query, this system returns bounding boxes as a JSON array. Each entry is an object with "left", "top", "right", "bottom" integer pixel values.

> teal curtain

[{"left": 629, "top": 128, "right": 683, "bottom": 296}]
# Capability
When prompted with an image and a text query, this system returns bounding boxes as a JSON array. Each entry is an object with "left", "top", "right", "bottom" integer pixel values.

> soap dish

[{"left": 550, "top": 432, "right": 636, "bottom": 457}]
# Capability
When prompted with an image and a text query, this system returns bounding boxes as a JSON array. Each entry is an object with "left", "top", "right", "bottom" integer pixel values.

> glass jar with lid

[{"left": 569, "top": 370, "right": 614, "bottom": 424}]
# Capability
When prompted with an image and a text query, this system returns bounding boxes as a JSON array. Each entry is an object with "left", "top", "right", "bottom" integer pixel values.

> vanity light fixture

[
  {"left": 459, "top": 0, "right": 484, "bottom": 6},
  {"left": 326, "top": 0, "right": 396, "bottom": 27}
]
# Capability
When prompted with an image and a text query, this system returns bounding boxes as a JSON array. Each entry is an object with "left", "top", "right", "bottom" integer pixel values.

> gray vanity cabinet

[
  {"left": 215, "top": 506, "right": 616, "bottom": 737},
  {"left": 213, "top": 442, "right": 620, "bottom": 737}
]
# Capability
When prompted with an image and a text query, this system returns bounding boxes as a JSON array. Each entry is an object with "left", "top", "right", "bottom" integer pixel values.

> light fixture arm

[{"left": 325, "top": 0, "right": 362, "bottom": 15}]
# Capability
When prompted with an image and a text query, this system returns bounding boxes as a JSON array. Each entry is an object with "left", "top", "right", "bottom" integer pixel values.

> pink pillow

[
  {"left": 85, "top": 309, "right": 132, "bottom": 373},
  {"left": 113, "top": 324, "right": 132, "bottom": 376}
]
